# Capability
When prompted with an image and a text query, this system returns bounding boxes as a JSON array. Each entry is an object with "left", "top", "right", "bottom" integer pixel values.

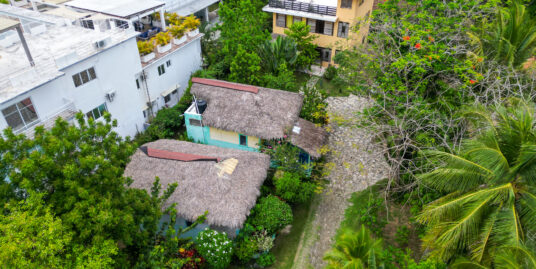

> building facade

[
  {"left": 0, "top": 4, "right": 202, "bottom": 138},
  {"left": 263, "top": 0, "right": 374, "bottom": 67}
]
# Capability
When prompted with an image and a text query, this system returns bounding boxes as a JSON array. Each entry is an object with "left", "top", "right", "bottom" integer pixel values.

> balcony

[
  {"left": 268, "top": 0, "right": 337, "bottom": 16},
  {"left": 14, "top": 101, "right": 77, "bottom": 139}
]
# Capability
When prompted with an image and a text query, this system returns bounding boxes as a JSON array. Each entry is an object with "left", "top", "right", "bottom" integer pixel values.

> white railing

[{"left": 15, "top": 101, "right": 77, "bottom": 136}]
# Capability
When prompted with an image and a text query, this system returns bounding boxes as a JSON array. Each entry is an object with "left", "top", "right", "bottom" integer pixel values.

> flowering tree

[{"left": 195, "top": 229, "right": 233, "bottom": 269}]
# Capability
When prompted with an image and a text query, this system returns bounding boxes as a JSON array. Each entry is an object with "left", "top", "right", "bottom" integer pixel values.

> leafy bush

[
  {"left": 263, "top": 63, "right": 297, "bottom": 92},
  {"left": 257, "top": 253, "right": 275, "bottom": 267},
  {"left": 395, "top": 225, "right": 409, "bottom": 247},
  {"left": 183, "top": 15, "right": 200, "bottom": 30},
  {"left": 233, "top": 237, "right": 257, "bottom": 264},
  {"left": 253, "top": 230, "right": 274, "bottom": 252},
  {"left": 261, "top": 141, "right": 311, "bottom": 177},
  {"left": 137, "top": 41, "right": 154, "bottom": 56},
  {"left": 274, "top": 172, "right": 316, "bottom": 204},
  {"left": 169, "top": 24, "right": 186, "bottom": 39},
  {"left": 249, "top": 195, "right": 293, "bottom": 234},
  {"left": 300, "top": 86, "right": 328, "bottom": 124},
  {"left": 195, "top": 229, "right": 233, "bottom": 269},
  {"left": 323, "top": 65, "right": 337, "bottom": 80},
  {"left": 154, "top": 32, "right": 171, "bottom": 46}
]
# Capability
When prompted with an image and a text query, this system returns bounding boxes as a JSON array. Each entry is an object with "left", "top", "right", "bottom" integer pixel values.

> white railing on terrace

[{"left": 14, "top": 101, "right": 77, "bottom": 137}]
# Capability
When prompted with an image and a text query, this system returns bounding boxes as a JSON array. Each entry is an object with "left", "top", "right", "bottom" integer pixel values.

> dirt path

[{"left": 292, "top": 95, "right": 390, "bottom": 269}]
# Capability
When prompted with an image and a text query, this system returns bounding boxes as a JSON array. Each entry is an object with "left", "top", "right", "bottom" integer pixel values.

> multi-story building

[
  {"left": 263, "top": 0, "right": 374, "bottom": 67},
  {"left": 0, "top": 4, "right": 202, "bottom": 138}
]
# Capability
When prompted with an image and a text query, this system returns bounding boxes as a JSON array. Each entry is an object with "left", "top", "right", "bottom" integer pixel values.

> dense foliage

[
  {"left": 274, "top": 171, "right": 316, "bottom": 204},
  {"left": 249, "top": 195, "right": 293, "bottom": 234},
  {"left": 195, "top": 229, "right": 233, "bottom": 269}
]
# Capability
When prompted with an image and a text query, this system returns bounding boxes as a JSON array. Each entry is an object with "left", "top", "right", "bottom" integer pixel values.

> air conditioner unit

[
  {"left": 105, "top": 90, "right": 116, "bottom": 102},
  {"left": 94, "top": 37, "right": 111, "bottom": 49}
]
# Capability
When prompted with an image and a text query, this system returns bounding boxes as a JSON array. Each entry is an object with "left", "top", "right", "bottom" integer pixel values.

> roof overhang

[
  {"left": 0, "top": 17, "right": 19, "bottom": 33},
  {"left": 171, "top": 0, "right": 219, "bottom": 16},
  {"left": 262, "top": 5, "right": 337, "bottom": 22},
  {"left": 66, "top": 0, "right": 165, "bottom": 19},
  {"left": 43, "top": 6, "right": 91, "bottom": 21}
]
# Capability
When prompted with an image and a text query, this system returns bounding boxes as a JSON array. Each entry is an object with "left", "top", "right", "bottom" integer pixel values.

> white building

[{"left": 0, "top": 4, "right": 202, "bottom": 138}]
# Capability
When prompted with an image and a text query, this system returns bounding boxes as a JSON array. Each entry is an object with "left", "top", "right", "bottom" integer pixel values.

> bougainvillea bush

[{"left": 194, "top": 229, "right": 233, "bottom": 269}]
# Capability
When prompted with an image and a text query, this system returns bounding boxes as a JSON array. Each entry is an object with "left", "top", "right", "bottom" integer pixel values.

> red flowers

[
  {"left": 469, "top": 79, "right": 477, "bottom": 84},
  {"left": 428, "top": 36, "right": 434, "bottom": 42},
  {"left": 415, "top": 43, "right": 421, "bottom": 49},
  {"left": 403, "top": 36, "right": 410, "bottom": 41}
]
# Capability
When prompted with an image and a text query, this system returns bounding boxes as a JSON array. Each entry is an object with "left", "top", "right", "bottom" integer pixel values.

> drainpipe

[
  {"left": 141, "top": 70, "right": 155, "bottom": 121},
  {"left": 15, "top": 25, "right": 34, "bottom": 67}
]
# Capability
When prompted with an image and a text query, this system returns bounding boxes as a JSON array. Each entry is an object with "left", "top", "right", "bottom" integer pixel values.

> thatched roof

[
  {"left": 191, "top": 78, "right": 304, "bottom": 140},
  {"left": 124, "top": 140, "right": 271, "bottom": 229},
  {"left": 290, "top": 118, "right": 328, "bottom": 159}
]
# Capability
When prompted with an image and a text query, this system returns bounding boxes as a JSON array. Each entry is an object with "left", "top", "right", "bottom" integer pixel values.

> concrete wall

[{"left": 271, "top": 0, "right": 374, "bottom": 66}]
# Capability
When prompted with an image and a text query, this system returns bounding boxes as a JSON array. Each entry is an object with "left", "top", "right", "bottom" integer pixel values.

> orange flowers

[
  {"left": 428, "top": 36, "right": 434, "bottom": 42},
  {"left": 415, "top": 43, "right": 421, "bottom": 49},
  {"left": 403, "top": 36, "right": 410, "bottom": 41},
  {"left": 469, "top": 79, "right": 477, "bottom": 84}
]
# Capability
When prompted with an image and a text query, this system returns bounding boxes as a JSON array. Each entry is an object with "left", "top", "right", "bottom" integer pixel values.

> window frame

[
  {"left": 166, "top": 60, "right": 171, "bottom": 67},
  {"left": 157, "top": 64, "right": 165, "bottom": 76},
  {"left": 239, "top": 134, "right": 247, "bottom": 146},
  {"left": 72, "top": 67, "right": 97, "bottom": 87},
  {"left": 341, "top": 0, "right": 352, "bottom": 9},
  {"left": 164, "top": 93, "right": 171, "bottom": 103},
  {"left": 337, "top": 22, "right": 349, "bottom": 38},
  {"left": 276, "top": 13, "right": 286, "bottom": 28},
  {"left": 86, "top": 103, "right": 108, "bottom": 120},
  {"left": 1, "top": 97, "right": 39, "bottom": 131}
]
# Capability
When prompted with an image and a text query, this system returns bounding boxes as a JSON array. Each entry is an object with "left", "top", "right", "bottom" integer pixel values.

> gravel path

[{"left": 292, "top": 95, "right": 390, "bottom": 269}]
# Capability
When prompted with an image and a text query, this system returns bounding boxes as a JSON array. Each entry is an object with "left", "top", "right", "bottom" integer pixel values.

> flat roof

[
  {"left": 66, "top": 0, "right": 165, "bottom": 19},
  {"left": 0, "top": 17, "right": 19, "bottom": 33},
  {"left": 0, "top": 19, "right": 137, "bottom": 105},
  {"left": 42, "top": 0, "right": 72, "bottom": 4},
  {"left": 171, "top": 0, "right": 219, "bottom": 16},
  {"left": 43, "top": 6, "right": 90, "bottom": 21},
  {"left": 0, "top": 4, "right": 68, "bottom": 26}
]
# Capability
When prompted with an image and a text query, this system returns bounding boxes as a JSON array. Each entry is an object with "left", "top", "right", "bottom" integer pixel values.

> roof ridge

[
  {"left": 191, "top": 77, "right": 259, "bottom": 94},
  {"left": 141, "top": 146, "right": 221, "bottom": 162}
]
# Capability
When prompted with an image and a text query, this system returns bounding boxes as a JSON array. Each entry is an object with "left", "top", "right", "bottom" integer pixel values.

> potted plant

[
  {"left": 137, "top": 40, "right": 155, "bottom": 63},
  {"left": 154, "top": 32, "right": 171, "bottom": 53},
  {"left": 184, "top": 15, "right": 201, "bottom": 37},
  {"left": 170, "top": 25, "right": 187, "bottom": 45}
]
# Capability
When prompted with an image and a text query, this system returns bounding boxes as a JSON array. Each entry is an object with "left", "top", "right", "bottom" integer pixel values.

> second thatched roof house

[
  {"left": 185, "top": 78, "right": 327, "bottom": 161},
  {"left": 124, "top": 139, "right": 270, "bottom": 236}
]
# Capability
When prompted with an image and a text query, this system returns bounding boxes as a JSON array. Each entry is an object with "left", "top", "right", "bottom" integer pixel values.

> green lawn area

[
  {"left": 294, "top": 71, "right": 350, "bottom": 97},
  {"left": 268, "top": 199, "right": 313, "bottom": 269}
]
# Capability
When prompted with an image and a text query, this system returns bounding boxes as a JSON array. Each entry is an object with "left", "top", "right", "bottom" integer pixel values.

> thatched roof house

[
  {"left": 124, "top": 139, "right": 271, "bottom": 229},
  {"left": 190, "top": 78, "right": 328, "bottom": 158},
  {"left": 191, "top": 78, "right": 304, "bottom": 140}
]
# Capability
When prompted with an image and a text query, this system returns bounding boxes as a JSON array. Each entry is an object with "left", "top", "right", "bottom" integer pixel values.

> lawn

[
  {"left": 268, "top": 199, "right": 313, "bottom": 269},
  {"left": 294, "top": 71, "right": 350, "bottom": 97}
]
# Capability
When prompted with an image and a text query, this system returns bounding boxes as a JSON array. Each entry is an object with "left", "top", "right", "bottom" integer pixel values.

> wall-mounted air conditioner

[{"left": 105, "top": 90, "right": 116, "bottom": 102}]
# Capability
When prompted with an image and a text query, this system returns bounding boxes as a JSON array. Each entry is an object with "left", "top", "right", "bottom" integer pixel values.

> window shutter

[
  {"left": 307, "top": 19, "right": 316, "bottom": 33},
  {"left": 324, "top": 22, "right": 333, "bottom": 36}
]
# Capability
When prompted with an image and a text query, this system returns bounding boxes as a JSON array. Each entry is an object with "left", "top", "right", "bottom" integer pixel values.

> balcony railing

[
  {"left": 268, "top": 0, "right": 337, "bottom": 16},
  {"left": 14, "top": 101, "right": 77, "bottom": 138}
]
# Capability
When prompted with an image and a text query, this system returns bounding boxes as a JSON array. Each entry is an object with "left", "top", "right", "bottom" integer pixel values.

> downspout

[{"left": 141, "top": 70, "right": 154, "bottom": 121}]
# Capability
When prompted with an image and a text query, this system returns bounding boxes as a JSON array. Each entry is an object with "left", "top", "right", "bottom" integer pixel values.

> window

[
  {"left": 166, "top": 60, "right": 171, "bottom": 67},
  {"left": 317, "top": 47, "right": 332, "bottom": 63},
  {"left": 239, "top": 134, "right": 247, "bottom": 146},
  {"left": 72, "top": 67, "right": 97, "bottom": 87},
  {"left": 115, "top": 19, "right": 129, "bottom": 29},
  {"left": 276, "top": 14, "right": 286, "bottom": 28},
  {"left": 136, "top": 78, "right": 140, "bottom": 89},
  {"left": 86, "top": 103, "right": 107, "bottom": 120},
  {"left": 337, "top": 22, "right": 349, "bottom": 38},
  {"left": 189, "top": 119, "right": 202, "bottom": 126},
  {"left": 307, "top": 19, "right": 333, "bottom": 35},
  {"left": 158, "top": 64, "right": 165, "bottom": 76},
  {"left": 2, "top": 98, "right": 38, "bottom": 131},
  {"left": 164, "top": 94, "right": 171, "bottom": 103},
  {"left": 359, "top": 0, "right": 364, "bottom": 6},
  {"left": 293, "top": 16, "right": 302, "bottom": 24},
  {"left": 81, "top": 19, "right": 94, "bottom": 30},
  {"left": 341, "top": 0, "right": 352, "bottom": 8}
]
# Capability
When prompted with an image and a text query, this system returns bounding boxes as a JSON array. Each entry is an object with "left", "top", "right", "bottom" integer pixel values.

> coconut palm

[
  {"left": 258, "top": 36, "right": 298, "bottom": 73},
  {"left": 468, "top": 0, "right": 536, "bottom": 68},
  {"left": 417, "top": 99, "right": 536, "bottom": 263},
  {"left": 323, "top": 225, "right": 383, "bottom": 269},
  {"left": 452, "top": 244, "right": 536, "bottom": 268}
]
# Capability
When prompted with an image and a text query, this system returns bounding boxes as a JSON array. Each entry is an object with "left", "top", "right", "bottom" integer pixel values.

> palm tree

[
  {"left": 452, "top": 244, "right": 536, "bottom": 268},
  {"left": 416, "top": 99, "right": 536, "bottom": 263},
  {"left": 468, "top": 0, "right": 536, "bottom": 68},
  {"left": 323, "top": 225, "right": 383, "bottom": 269},
  {"left": 258, "top": 36, "right": 298, "bottom": 73}
]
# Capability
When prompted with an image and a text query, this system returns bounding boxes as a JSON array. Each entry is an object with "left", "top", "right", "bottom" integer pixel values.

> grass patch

[{"left": 268, "top": 199, "right": 313, "bottom": 269}]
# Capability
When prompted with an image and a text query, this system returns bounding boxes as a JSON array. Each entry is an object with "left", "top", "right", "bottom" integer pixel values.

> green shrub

[
  {"left": 395, "top": 225, "right": 410, "bottom": 247},
  {"left": 233, "top": 237, "right": 257, "bottom": 263},
  {"left": 323, "top": 65, "right": 337, "bottom": 80},
  {"left": 257, "top": 252, "right": 275, "bottom": 267},
  {"left": 195, "top": 229, "right": 233, "bottom": 269},
  {"left": 300, "top": 86, "right": 328, "bottom": 124},
  {"left": 253, "top": 230, "right": 274, "bottom": 252},
  {"left": 249, "top": 195, "right": 293, "bottom": 234},
  {"left": 274, "top": 172, "right": 316, "bottom": 203}
]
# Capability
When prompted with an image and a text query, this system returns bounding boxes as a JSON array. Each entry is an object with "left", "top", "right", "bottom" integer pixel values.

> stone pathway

[{"left": 292, "top": 95, "right": 390, "bottom": 269}]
